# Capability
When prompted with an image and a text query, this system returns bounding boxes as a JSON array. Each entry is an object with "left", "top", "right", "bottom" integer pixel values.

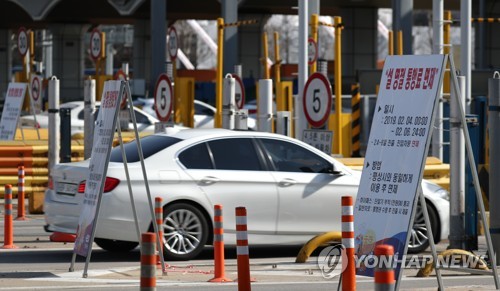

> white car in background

[
  {"left": 135, "top": 98, "right": 257, "bottom": 129},
  {"left": 20, "top": 101, "right": 160, "bottom": 135},
  {"left": 44, "top": 129, "right": 450, "bottom": 260}
]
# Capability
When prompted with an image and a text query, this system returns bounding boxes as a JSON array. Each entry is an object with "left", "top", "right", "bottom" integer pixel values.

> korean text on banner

[
  {"left": 354, "top": 55, "right": 446, "bottom": 278},
  {"left": 0, "top": 83, "right": 27, "bottom": 140},
  {"left": 73, "top": 80, "right": 122, "bottom": 257}
]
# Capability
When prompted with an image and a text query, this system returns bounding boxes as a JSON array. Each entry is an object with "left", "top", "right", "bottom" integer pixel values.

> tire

[
  {"left": 94, "top": 238, "right": 139, "bottom": 252},
  {"left": 159, "top": 203, "right": 209, "bottom": 260},
  {"left": 407, "top": 202, "right": 439, "bottom": 254}
]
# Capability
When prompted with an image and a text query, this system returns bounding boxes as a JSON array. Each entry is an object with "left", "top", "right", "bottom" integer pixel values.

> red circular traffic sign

[
  {"left": 168, "top": 27, "right": 178, "bottom": 60},
  {"left": 90, "top": 28, "right": 102, "bottom": 60},
  {"left": 31, "top": 76, "right": 41, "bottom": 101},
  {"left": 154, "top": 74, "right": 173, "bottom": 122},
  {"left": 308, "top": 38, "right": 318, "bottom": 65},
  {"left": 303, "top": 72, "right": 332, "bottom": 128},
  {"left": 231, "top": 74, "right": 245, "bottom": 110},
  {"left": 17, "top": 27, "right": 28, "bottom": 57},
  {"left": 114, "top": 69, "right": 128, "bottom": 109}
]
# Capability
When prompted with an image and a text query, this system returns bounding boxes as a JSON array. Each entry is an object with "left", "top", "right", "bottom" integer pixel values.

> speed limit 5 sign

[
  {"left": 154, "top": 74, "right": 173, "bottom": 122},
  {"left": 303, "top": 72, "right": 332, "bottom": 128}
]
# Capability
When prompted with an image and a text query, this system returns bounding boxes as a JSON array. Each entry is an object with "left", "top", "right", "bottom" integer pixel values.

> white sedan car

[
  {"left": 135, "top": 98, "right": 257, "bottom": 129},
  {"left": 20, "top": 101, "right": 160, "bottom": 134},
  {"left": 44, "top": 129, "right": 449, "bottom": 260}
]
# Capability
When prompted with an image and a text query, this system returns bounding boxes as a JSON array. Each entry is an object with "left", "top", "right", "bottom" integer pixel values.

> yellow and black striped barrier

[
  {"left": 221, "top": 19, "right": 258, "bottom": 28},
  {"left": 471, "top": 18, "right": 500, "bottom": 23},
  {"left": 351, "top": 83, "right": 361, "bottom": 157}
]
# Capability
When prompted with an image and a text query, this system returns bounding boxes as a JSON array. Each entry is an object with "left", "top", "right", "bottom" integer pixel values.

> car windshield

[{"left": 110, "top": 135, "right": 182, "bottom": 162}]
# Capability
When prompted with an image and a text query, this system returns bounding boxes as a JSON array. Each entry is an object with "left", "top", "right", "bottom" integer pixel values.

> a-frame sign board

[
  {"left": 353, "top": 54, "right": 499, "bottom": 290},
  {"left": 69, "top": 80, "right": 166, "bottom": 277}
]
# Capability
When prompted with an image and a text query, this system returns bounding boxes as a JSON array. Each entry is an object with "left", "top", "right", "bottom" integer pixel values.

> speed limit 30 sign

[
  {"left": 303, "top": 72, "right": 332, "bottom": 128},
  {"left": 154, "top": 74, "right": 173, "bottom": 122},
  {"left": 90, "top": 28, "right": 102, "bottom": 60},
  {"left": 17, "top": 27, "right": 29, "bottom": 57}
]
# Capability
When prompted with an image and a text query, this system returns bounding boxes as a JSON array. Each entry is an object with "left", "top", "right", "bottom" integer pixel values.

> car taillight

[
  {"left": 48, "top": 177, "right": 53, "bottom": 190},
  {"left": 77, "top": 177, "right": 120, "bottom": 193}
]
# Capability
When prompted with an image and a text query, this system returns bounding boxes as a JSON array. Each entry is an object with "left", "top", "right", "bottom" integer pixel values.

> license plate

[{"left": 56, "top": 183, "right": 78, "bottom": 196}]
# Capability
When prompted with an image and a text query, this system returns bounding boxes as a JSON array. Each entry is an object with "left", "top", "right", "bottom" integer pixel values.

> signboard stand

[
  {"left": 354, "top": 54, "right": 499, "bottom": 290},
  {"left": 69, "top": 80, "right": 166, "bottom": 277}
]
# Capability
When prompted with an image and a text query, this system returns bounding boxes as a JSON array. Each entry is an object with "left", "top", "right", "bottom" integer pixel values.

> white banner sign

[
  {"left": 74, "top": 80, "right": 122, "bottom": 257},
  {"left": 0, "top": 83, "right": 27, "bottom": 140},
  {"left": 354, "top": 55, "right": 446, "bottom": 278}
]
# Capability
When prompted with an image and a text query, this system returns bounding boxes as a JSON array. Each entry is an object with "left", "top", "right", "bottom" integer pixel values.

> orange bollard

[
  {"left": 155, "top": 197, "right": 166, "bottom": 269},
  {"left": 141, "top": 232, "right": 156, "bottom": 291},
  {"left": 2, "top": 184, "right": 18, "bottom": 249},
  {"left": 341, "top": 196, "right": 355, "bottom": 291},
  {"left": 236, "top": 206, "right": 251, "bottom": 291},
  {"left": 16, "top": 165, "right": 27, "bottom": 220},
  {"left": 374, "top": 245, "right": 395, "bottom": 291},
  {"left": 209, "top": 204, "right": 232, "bottom": 282}
]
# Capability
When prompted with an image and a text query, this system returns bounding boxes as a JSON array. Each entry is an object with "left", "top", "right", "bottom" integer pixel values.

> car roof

[{"left": 155, "top": 128, "right": 288, "bottom": 141}]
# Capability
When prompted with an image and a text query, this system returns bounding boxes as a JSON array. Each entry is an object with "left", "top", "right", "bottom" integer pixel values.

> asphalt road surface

[{"left": 1, "top": 214, "right": 499, "bottom": 290}]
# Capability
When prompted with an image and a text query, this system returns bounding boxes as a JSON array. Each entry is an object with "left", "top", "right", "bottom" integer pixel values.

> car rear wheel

[
  {"left": 407, "top": 202, "right": 439, "bottom": 254},
  {"left": 94, "top": 238, "right": 139, "bottom": 252},
  {"left": 161, "top": 203, "right": 208, "bottom": 260}
]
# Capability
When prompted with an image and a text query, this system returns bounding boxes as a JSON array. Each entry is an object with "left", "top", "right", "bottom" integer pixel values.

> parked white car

[
  {"left": 20, "top": 101, "right": 160, "bottom": 135},
  {"left": 135, "top": 98, "right": 257, "bottom": 129},
  {"left": 44, "top": 129, "right": 449, "bottom": 260}
]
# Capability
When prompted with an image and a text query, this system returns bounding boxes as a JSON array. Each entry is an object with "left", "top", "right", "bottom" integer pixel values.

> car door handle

[
  {"left": 200, "top": 176, "right": 220, "bottom": 185},
  {"left": 278, "top": 178, "right": 297, "bottom": 187}
]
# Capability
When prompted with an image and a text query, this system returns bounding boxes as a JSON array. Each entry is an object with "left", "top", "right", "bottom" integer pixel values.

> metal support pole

[
  {"left": 258, "top": 79, "right": 273, "bottom": 133},
  {"left": 334, "top": 16, "right": 343, "bottom": 155},
  {"left": 489, "top": 72, "right": 500, "bottom": 264},
  {"left": 48, "top": 77, "right": 59, "bottom": 172},
  {"left": 84, "top": 79, "right": 96, "bottom": 160},
  {"left": 295, "top": 0, "right": 308, "bottom": 140},
  {"left": 59, "top": 108, "right": 72, "bottom": 163},
  {"left": 150, "top": 0, "right": 166, "bottom": 95},
  {"left": 461, "top": 0, "right": 472, "bottom": 111},
  {"left": 449, "top": 56, "right": 500, "bottom": 288},
  {"left": 222, "top": 75, "right": 235, "bottom": 129},
  {"left": 105, "top": 43, "right": 113, "bottom": 75},
  {"left": 449, "top": 76, "right": 465, "bottom": 249},
  {"left": 432, "top": 0, "right": 444, "bottom": 160}
]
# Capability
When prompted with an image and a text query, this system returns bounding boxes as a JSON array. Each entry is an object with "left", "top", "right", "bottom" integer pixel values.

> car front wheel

[
  {"left": 407, "top": 201, "right": 439, "bottom": 254},
  {"left": 160, "top": 203, "right": 209, "bottom": 260}
]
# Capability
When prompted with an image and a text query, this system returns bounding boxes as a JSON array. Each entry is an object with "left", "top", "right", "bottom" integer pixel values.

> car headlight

[{"left": 433, "top": 188, "right": 450, "bottom": 201}]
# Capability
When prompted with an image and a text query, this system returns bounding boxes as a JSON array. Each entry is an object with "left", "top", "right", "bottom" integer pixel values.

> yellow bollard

[
  {"left": 310, "top": 14, "right": 319, "bottom": 74},
  {"left": 262, "top": 32, "right": 270, "bottom": 79},
  {"left": 215, "top": 18, "right": 224, "bottom": 128}
]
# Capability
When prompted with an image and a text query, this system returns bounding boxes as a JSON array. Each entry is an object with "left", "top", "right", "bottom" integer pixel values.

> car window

[
  {"left": 195, "top": 103, "right": 214, "bottom": 116},
  {"left": 207, "top": 138, "right": 263, "bottom": 171},
  {"left": 110, "top": 135, "right": 181, "bottom": 163},
  {"left": 260, "top": 138, "right": 332, "bottom": 173},
  {"left": 178, "top": 143, "right": 213, "bottom": 169},
  {"left": 132, "top": 110, "right": 150, "bottom": 124}
]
